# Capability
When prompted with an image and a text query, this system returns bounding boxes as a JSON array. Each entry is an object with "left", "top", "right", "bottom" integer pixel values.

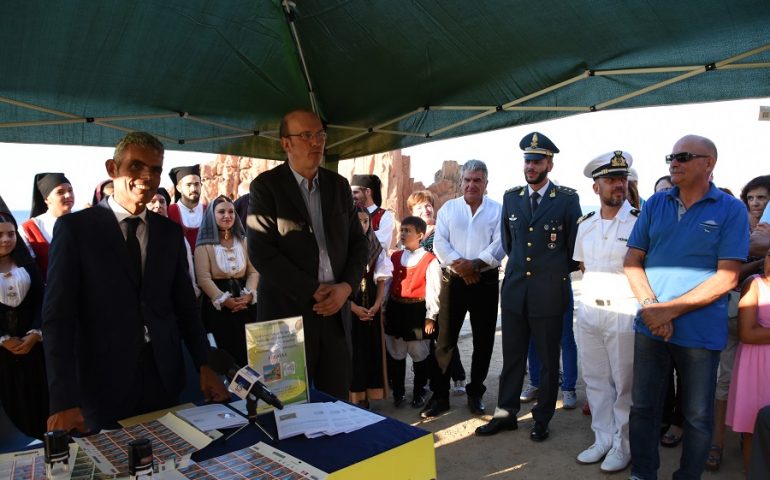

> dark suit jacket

[
  {"left": 500, "top": 183, "right": 581, "bottom": 317},
  {"left": 42, "top": 200, "right": 209, "bottom": 420},
  {"left": 247, "top": 163, "right": 368, "bottom": 330}
]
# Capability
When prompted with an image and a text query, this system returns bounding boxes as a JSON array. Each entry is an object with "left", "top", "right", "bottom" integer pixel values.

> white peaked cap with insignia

[{"left": 583, "top": 150, "right": 633, "bottom": 179}]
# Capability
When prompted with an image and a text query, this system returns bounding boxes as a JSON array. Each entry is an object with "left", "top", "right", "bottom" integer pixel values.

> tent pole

[
  {"left": 282, "top": 0, "right": 320, "bottom": 114},
  {"left": 594, "top": 43, "right": 770, "bottom": 110}
]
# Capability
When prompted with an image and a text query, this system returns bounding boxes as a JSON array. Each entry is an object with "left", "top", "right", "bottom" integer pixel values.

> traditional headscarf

[
  {"left": 168, "top": 165, "right": 201, "bottom": 202},
  {"left": 351, "top": 174, "right": 383, "bottom": 207},
  {"left": 355, "top": 205, "right": 383, "bottom": 268},
  {"left": 0, "top": 194, "right": 8, "bottom": 214},
  {"left": 30, "top": 172, "right": 71, "bottom": 218},
  {"left": 196, "top": 195, "right": 246, "bottom": 247},
  {"left": 91, "top": 179, "right": 113, "bottom": 205}
]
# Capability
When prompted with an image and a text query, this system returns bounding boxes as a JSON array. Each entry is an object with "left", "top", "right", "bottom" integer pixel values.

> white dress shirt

[
  {"left": 175, "top": 201, "right": 204, "bottom": 228},
  {"left": 573, "top": 200, "right": 637, "bottom": 300},
  {"left": 433, "top": 195, "right": 504, "bottom": 269}
]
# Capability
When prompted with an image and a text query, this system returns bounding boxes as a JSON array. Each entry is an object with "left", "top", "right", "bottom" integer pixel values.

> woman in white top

[
  {"left": 194, "top": 196, "right": 258, "bottom": 366},
  {"left": 0, "top": 211, "right": 48, "bottom": 439}
]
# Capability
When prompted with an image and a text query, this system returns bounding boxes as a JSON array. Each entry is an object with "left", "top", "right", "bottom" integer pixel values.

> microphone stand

[{"left": 224, "top": 396, "right": 278, "bottom": 443}]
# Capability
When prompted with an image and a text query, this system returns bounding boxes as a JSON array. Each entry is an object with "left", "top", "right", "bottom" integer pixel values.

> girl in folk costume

[
  {"left": 194, "top": 196, "right": 258, "bottom": 366},
  {"left": 349, "top": 206, "right": 392, "bottom": 408},
  {"left": 20, "top": 173, "right": 75, "bottom": 282},
  {"left": 0, "top": 211, "right": 49, "bottom": 439}
]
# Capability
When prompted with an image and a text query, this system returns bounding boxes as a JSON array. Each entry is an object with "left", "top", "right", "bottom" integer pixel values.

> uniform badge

[
  {"left": 547, "top": 243, "right": 556, "bottom": 250},
  {"left": 549, "top": 189, "right": 556, "bottom": 198},
  {"left": 550, "top": 233, "right": 557, "bottom": 242},
  {"left": 509, "top": 214, "right": 518, "bottom": 222}
]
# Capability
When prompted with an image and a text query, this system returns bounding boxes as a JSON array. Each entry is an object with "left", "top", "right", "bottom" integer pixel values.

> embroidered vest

[
  {"left": 21, "top": 220, "right": 50, "bottom": 281},
  {"left": 390, "top": 250, "right": 435, "bottom": 299}
]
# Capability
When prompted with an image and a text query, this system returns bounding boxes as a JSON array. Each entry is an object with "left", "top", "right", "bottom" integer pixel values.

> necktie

[
  {"left": 124, "top": 217, "right": 142, "bottom": 284},
  {"left": 531, "top": 191, "right": 540, "bottom": 214}
]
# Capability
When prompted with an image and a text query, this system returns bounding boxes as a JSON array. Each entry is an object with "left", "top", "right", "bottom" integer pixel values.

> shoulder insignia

[
  {"left": 630, "top": 208, "right": 640, "bottom": 217},
  {"left": 577, "top": 211, "right": 596, "bottom": 224},
  {"left": 505, "top": 185, "right": 525, "bottom": 195},
  {"left": 555, "top": 185, "right": 577, "bottom": 196}
]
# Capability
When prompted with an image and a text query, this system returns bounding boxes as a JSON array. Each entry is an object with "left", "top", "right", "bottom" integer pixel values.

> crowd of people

[{"left": 1, "top": 108, "right": 769, "bottom": 479}]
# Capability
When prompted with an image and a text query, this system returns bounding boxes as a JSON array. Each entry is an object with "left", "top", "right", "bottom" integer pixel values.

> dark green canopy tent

[{"left": 1, "top": 0, "right": 769, "bottom": 161}]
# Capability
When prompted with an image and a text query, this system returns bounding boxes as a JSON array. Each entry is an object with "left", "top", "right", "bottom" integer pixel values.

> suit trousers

[
  {"left": 82, "top": 343, "right": 177, "bottom": 431},
  {"left": 433, "top": 269, "right": 499, "bottom": 399},
  {"left": 493, "top": 307, "right": 563, "bottom": 425},
  {"left": 303, "top": 311, "right": 351, "bottom": 400}
]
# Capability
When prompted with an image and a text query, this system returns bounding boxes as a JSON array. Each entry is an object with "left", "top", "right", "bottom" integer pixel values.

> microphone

[{"left": 208, "top": 348, "right": 283, "bottom": 410}]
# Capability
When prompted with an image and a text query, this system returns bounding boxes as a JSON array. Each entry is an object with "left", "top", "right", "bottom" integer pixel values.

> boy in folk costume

[{"left": 384, "top": 216, "right": 441, "bottom": 409}]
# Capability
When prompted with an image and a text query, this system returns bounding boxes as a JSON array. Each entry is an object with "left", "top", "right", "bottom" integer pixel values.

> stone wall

[{"left": 195, "top": 151, "right": 463, "bottom": 249}]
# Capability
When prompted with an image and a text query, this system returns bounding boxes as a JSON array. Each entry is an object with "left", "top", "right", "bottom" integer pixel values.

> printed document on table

[
  {"left": 274, "top": 403, "right": 333, "bottom": 439},
  {"left": 175, "top": 403, "right": 248, "bottom": 432}
]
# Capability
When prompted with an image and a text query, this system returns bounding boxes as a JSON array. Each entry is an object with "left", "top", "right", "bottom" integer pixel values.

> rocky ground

[{"left": 371, "top": 326, "right": 745, "bottom": 479}]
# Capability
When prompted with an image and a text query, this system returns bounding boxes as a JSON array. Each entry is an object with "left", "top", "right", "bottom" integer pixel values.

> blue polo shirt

[{"left": 627, "top": 183, "right": 748, "bottom": 349}]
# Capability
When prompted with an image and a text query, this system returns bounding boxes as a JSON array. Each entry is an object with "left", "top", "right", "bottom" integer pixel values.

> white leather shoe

[
  {"left": 600, "top": 448, "right": 631, "bottom": 473},
  {"left": 562, "top": 390, "right": 577, "bottom": 409},
  {"left": 576, "top": 443, "right": 610, "bottom": 465}
]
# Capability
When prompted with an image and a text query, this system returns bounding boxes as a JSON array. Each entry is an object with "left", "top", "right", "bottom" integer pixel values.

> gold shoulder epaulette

[
  {"left": 555, "top": 185, "right": 577, "bottom": 195},
  {"left": 577, "top": 211, "right": 596, "bottom": 224}
]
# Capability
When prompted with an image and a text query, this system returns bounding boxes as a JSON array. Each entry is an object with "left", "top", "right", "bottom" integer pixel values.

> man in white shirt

[
  {"left": 420, "top": 159, "right": 504, "bottom": 418},
  {"left": 351, "top": 174, "right": 394, "bottom": 251},
  {"left": 167, "top": 165, "right": 204, "bottom": 250}
]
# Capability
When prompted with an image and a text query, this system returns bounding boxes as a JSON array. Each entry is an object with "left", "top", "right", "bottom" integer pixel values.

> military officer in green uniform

[{"left": 476, "top": 132, "right": 582, "bottom": 442}]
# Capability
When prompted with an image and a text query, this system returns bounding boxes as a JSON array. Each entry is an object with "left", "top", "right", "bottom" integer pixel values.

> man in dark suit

[
  {"left": 248, "top": 109, "right": 368, "bottom": 400},
  {"left": 476, "top": 132, "right": 581, "bottom": 441},
  {"left": 43, "top": 132, "right": 229, "bottom": 433}
]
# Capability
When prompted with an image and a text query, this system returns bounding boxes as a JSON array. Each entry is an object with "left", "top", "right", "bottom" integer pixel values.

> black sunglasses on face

[{"left": 665, "top": 152, "right": 710, "bottom": 164}]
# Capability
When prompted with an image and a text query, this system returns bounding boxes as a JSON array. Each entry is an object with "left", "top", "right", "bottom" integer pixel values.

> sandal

[
  {"left": 705, "top": 444, "right": 722, "bottom": 471},
  {"left": 660, "top": 427, "right": 683, "bottom": 448}
]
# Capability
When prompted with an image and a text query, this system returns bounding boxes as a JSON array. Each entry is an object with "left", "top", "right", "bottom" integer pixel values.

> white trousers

[
  {"left": 385, "top": 335, "right": 431, "bottom": 362},
  {"left": 576, "top": 299, "right": 636, "bottom": 455}
]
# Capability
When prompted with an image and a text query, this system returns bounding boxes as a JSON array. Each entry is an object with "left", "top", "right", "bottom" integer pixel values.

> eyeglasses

[
  {"left": 283, "top": 130, "right": 328, "bottom": 142},
  {"left": 665, "top": 152, "right": 710, "bottom": 164}
]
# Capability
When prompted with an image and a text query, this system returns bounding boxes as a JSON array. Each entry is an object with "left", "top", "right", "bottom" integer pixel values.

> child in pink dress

[{"left": 726, "top": 247, "right": 770, "bottom": 473}]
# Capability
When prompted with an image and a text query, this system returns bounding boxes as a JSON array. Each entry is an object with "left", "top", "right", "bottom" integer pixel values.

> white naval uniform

[{"left": 573, "top": 199, "right": 638, "bottom": 456}]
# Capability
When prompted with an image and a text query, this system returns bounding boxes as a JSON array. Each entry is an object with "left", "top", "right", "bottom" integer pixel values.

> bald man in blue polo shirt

[{"left": 623, "top": 135, "right": 749, "bottom": 480}]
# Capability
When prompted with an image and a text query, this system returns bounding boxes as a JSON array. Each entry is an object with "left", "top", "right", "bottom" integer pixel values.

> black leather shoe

[
  {"left": 420, "top": 396, "right": 450, "bottom": 418},
  {"left": 393, "top": 393, "right": 406, "bottom": 408},
  {"left": 529, "top": 422, "right": 550, "bottom": 442},
  {"left": 411, "top": 394, "right": 426, "bottom": 409},
  {"left": 475, "top": 417, "right": 518, "bottom": 436},
  {"left": 467, "top": 395, "right": 486, "bottom": 415}
]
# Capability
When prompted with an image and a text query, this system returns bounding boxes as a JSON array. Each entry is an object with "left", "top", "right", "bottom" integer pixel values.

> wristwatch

[{"left": 641, "top": 297, "right": 658, "bottom": 306}]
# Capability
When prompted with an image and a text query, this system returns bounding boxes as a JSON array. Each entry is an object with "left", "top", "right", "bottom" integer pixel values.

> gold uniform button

[
  {"left": 526, "top": 271, "right": 532, "bottom": 276},
  {"left": 527, "top": 242, "right": 532, "bottom": 247},
  {"left": 529, "top": 227, "right": 534, "bottom": 232},
  {"left": 526, "top": 257, "right": 531, "bottom": 262}
]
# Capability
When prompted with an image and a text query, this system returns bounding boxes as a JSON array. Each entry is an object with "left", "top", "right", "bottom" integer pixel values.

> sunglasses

[{"left": 665, "top": 152, "right": 710, "bottom": 164}]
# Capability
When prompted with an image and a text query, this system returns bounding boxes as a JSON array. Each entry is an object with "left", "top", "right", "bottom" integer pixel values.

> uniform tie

[
  {"left": 530, "top": 191, "right": 540, "bottom": 214},
  {"left": 124, "top": 217, "right": 142, "bottom": 284}
]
